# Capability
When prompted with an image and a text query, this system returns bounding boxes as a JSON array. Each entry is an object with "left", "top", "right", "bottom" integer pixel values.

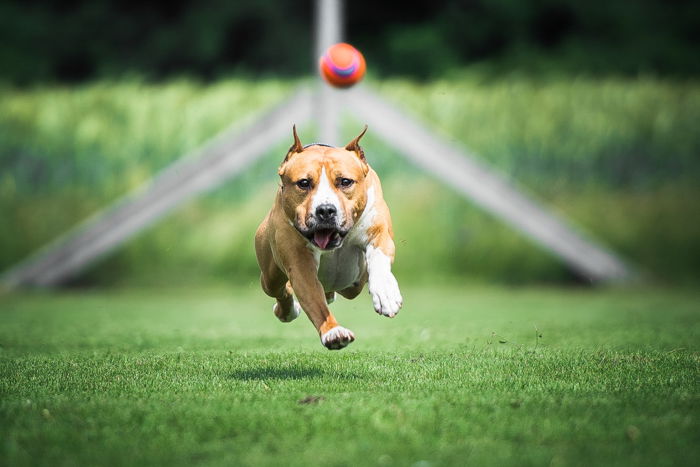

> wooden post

[{"left": 315, "top": 0, "right": 342, "bottom": 145}]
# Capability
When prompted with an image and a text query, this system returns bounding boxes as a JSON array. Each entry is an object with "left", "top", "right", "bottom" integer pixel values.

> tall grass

[
  {"left": 0, "top": 79, "right": 293, "bottom": 195},
  {"left": 1, "top": 75, "right": 699, "bottom": 284},
  {"left": 376, "top": 74, "right": 700, "bottom": 188}
]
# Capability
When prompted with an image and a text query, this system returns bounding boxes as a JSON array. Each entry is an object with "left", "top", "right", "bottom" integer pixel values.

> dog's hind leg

[
  {"left": 338, "top": 271, "right": 368, "bottom": 300},
  {"left": 260, "top": 271, "right": 300, "bottom": 323},
  {"left": 256, "top": 225, "right": 301, "bottom": 323},
  {"left": 273, "top": 281, "right": 302, "bottom": 322}
]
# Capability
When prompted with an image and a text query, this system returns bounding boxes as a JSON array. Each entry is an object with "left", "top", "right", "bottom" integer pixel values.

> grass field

[{"left": 1, "top": 285, "right": 698, "bottom": 466}]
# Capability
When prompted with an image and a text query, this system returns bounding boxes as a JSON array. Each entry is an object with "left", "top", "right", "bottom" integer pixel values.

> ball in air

[{"left": 319, "top": 43, "right": 366, "bottom": 88}]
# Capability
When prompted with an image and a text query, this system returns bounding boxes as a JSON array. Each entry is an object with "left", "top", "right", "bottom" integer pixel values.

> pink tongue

[{"left": 314, "top": 230, "right": 333, "bottom": 249}]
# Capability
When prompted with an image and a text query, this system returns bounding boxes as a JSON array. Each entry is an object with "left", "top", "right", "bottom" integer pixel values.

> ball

[{"left": 319, "top": 43, "right": 366, "bottom": 88}]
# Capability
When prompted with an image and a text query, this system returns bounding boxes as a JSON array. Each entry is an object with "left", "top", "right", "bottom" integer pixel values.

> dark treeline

[{"left": 1, "top": 0, "right": 698, "bottom": 84}]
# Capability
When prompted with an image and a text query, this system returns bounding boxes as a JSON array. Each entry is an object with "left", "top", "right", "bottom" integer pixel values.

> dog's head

[{"left": 277, "top": 125, "right": 370, "bottom": 250}]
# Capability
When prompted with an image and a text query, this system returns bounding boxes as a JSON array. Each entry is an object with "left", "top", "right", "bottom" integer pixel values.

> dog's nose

[{"left": 316, "top": 204, "right": 337, "bottom": 222}]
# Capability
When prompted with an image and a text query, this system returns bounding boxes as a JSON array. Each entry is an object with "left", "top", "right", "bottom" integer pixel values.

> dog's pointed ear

[
  {"left": 291, "top": 124, "right": 304, "bottom": 154},
  {"left": 345, "top": 125, "right": 369, "bottom": 172},
  {"left": 345, "top": 124, "right": 367, "bottom": 154},
  {"left": 279, "top": 125, "right": 304, "bottom": 175}
]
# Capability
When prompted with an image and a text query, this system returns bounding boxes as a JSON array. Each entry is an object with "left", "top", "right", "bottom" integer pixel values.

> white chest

[
  {"left": 316, "top": 244, "right": 366, "bottom": 292},
  {"left": 313, "top": 185, "right": 376, "bottom": 293}
]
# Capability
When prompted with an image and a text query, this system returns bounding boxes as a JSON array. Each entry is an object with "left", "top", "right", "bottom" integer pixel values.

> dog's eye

[
  {"left": 296, "top": 179, "right": 311, "bottom": 189},
  {"left": 339, "top": 178, "right": 354, "bottom": 188}
]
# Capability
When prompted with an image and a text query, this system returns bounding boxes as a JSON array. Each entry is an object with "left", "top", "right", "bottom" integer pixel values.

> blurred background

[{"left": 1, "top": 0, "right": 699, "bottom": 287}]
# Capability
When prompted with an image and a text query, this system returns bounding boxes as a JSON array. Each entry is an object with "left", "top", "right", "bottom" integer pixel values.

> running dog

[{"left": 254, "top": 125, "right": 402, "bottom": 350}]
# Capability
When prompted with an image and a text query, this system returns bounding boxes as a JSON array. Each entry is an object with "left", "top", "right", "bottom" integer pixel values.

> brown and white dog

[{"left": 254, "top": 125, "right": 402, "bottom": 350}]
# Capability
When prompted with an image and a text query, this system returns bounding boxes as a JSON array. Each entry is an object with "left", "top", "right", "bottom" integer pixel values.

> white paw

[
  {"left": 368, "top": 272, "right": 403, "bottom": 318},
  {"left": 273, "top": 298, "right": 302, "bottom": 323},
  {"left": 326, "top": 292, "right": 336, "bottom": 304},
  {"left": 320, "top": 326, "right": 355, "bottom": 350},
  {"left": 366, "top": 245, "right": 403, "bottom": 318}
]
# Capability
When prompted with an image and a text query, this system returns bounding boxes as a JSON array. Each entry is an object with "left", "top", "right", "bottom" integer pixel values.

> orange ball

[{"left": 319, "top": 43, "right": 366, "bottom": 88}]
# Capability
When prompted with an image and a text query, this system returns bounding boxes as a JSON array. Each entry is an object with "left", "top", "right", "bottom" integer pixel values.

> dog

[{"left": 254, "top": 125, "right": 403, "bottom": 350}]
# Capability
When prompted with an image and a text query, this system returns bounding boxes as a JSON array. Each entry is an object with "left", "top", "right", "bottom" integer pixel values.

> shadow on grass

[{"left": 230, "top": 366, "right": 323, "bottom": 380}]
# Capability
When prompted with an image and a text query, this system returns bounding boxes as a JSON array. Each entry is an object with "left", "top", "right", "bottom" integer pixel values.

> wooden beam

[
  {"left": 2, "top": 87, "right": 313, "bottom": 288},
  {"left": 1, "top": 81, "right": 634, "bottom": 287},
  {"left": 343, "top": 86, "right": 633, "bottom": 282}
]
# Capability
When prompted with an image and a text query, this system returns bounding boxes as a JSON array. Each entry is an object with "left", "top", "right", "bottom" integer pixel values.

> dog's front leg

[
  {"left": 285, "top": 253, "right": 355, "bottom": 350},
  {"left": 366, "top": 237, "right": 403, "bottom": 318}
]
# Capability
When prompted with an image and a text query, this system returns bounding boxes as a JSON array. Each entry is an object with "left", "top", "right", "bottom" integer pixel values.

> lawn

[{"left": 0, "top": 285, "right": 698, "bottom": 466}]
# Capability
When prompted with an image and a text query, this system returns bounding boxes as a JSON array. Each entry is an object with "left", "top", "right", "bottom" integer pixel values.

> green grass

[{"left": 1, "top": 285, "right": 698, "bottom": 466}]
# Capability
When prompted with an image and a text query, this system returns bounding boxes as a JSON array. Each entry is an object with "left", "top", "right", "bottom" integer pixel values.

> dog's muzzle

[{"left": 299, "top": 203, "right": 347, "bottom": 250}]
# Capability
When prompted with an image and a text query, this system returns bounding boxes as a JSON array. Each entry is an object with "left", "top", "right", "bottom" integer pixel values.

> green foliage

[
  {"left": 2, "top": 1, "right": 699, "bottom": 83},
  {"left": 0, "top": 78, "right": 293, "bottom": 195},
  {"left": 1, "top": 286, "right": 699, "bottom": 466},
  {"left": 375, "top": 75, "right": 700, "bottom": 188},
  {"left": 1, "top": 76, "right": 699, "bottom": 284},
  {"left": 0, "top": 78, "right": 292, "bottom": 277}
]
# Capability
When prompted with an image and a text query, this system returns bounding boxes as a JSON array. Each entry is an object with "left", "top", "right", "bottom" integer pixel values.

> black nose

[{"left": 316, "top": 204, "right": 337, "bottom": 222}]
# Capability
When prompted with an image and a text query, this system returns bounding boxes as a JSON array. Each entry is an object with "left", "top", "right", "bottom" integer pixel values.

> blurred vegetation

[
  {"left": 1, "top": 0, "right": 699, "bottom": 84},
  {"left": 1, "top": 76, "right": 699, "bottom": 285}
]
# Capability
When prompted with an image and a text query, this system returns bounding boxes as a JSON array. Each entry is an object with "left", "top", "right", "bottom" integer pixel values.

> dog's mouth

[{"left": 304, "top": 227, "right": 345, "bottom": 250}]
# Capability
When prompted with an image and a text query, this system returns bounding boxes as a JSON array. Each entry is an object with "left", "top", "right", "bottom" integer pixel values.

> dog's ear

[
  {"left": 290, "top": 124, "right": 304, "bottom": 154},
  {"left": 345, "top": 124, "right": 367, "bottom": 156},
  {"left": 345, "top": 125, "right": 367, "bottom": 172},
  {"left": 345, "top": 125, "right": 369, "bottom": 174},
  {"left": 279, "top": 124, "right": 304, "bottom": 175}
]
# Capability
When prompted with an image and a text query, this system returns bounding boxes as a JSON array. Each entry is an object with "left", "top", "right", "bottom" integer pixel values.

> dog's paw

[
  {"left": 320, "top": 326, "right": 355, "bottom": 350},
  {"left": 273, "top": 298, "right": 302, "bottom": 323},
  {"left": 368, "top": 272, "right": 403, "bottom": 318}
]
